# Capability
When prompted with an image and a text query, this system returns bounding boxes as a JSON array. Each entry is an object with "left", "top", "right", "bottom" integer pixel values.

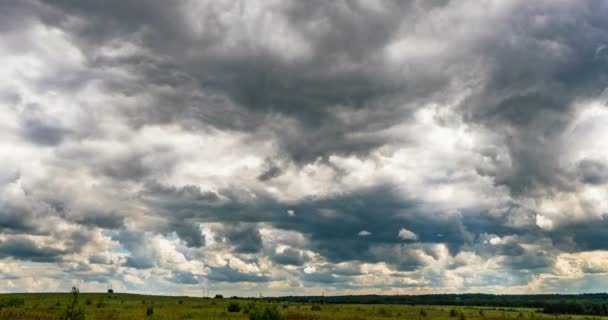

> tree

[{"left": 58, "top": 287, "right": 85, "bottom": 320}]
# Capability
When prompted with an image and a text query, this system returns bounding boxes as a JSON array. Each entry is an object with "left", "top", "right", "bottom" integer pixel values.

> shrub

[
  {"left": 146, "top": 304, "right": 154, "bottom": 316},
  {"left": 214, "top": 294, "right": 224, "bottom": 299},
  {"left": 227, "top": 302, "right": 242, "bottom": 312},
  {"left": 85, "top": 299, "right": 91, "bottom": 306},
  {"left": 96, "top": 299, "right": 105, "bottom": 308},
  {"left": 450, "top": 309, "right": 458, "bottom": 317},
  {"left": 178, "top": 300, "right": 183, "bottom": 304},
  {"left": 310, "top": 305, "right": 321, "bottom": 311},
  {"left": 249, "top": 304, "right": 284, "bottom": 320},
  {"left": 58, "top": 287, "right": 85, "bottom": 320}
]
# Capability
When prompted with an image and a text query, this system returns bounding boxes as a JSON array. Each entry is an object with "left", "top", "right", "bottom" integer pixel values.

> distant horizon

[{"left": 3, "top": 291, "right": 608, "bottom": 297}]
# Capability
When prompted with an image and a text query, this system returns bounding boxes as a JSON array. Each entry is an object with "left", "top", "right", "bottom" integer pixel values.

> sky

[{"left": 2, "top": 0, "right": 608, "bottom": 297}]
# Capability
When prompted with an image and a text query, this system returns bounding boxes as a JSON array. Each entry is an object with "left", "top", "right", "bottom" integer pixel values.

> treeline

[
  {"left": 543, "top": 302, "right": 608, "bottom": 316},
  {"left": 265, "top": 293, "right": 608, "bottom": 315}
]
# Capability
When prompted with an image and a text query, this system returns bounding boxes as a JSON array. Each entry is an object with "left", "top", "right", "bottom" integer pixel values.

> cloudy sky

[{"left": 2, "top": 0, "right": 608, "bottom": 296}]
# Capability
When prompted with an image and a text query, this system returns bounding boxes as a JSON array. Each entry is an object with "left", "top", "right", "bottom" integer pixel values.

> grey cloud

[
  {"left": 271, "top": 247, "right": 310, "bottom": 266},
  {"left": 217, "top": 223, "right": 263, "bottom": 254},
  {"left": 171, "top": 221, "right": 205, "bottom": 248},
  {"left": 577, "top": 159, "right": 608, "bottom": 185},
  {"left": 207, "top": 265, "right": 271, "bottom": 283},
  {"left": 112, "top": 230, "right": 157, "bottom": 269},
  {"left": 0, "top": 236, "right": 64, "bottom": 262},
  {"left": 19, "top": 106, "right": 70, "bottom": 146},
  {"left": 170, "top": 271, "right": 202, "bottom": 285},
  {"left": 3, "top": 0, "right": 608, "bottom": 294}
]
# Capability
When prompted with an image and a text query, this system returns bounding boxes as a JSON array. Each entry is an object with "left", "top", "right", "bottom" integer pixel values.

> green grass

[{"left": 0, "top": 293, "right": 605, "bottom": 320}]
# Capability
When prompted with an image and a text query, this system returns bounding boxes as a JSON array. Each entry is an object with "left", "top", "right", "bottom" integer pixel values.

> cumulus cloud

[
  {"left": 397, "top": 228, "right": 418, "bottom": 241},
  {"left": 1, "top": 0, "right": 608, "bottom": 295}
]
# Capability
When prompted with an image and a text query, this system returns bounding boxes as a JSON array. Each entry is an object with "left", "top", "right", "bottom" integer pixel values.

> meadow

[{"left": 1, "top": 291, "right": 606, "bottom": 320}]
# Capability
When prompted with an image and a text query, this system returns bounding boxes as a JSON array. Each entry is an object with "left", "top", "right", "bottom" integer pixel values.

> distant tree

[
  {"left": 58, "top": 287, "right": 85, "bottom": 320},
  {"left": 215, "top": 294, "right": 224, "bottom": 299}
]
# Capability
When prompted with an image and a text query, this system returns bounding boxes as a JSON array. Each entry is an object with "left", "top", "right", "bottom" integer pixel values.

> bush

[
  {"left": 420, "top": 309, "right": 428, "bottom": 317},
  {"left": 178, "top": 300, "right": 183, "bottom": 304},
  {"left": 85, "top": 299, "right": 91, "bottom": 306},
  {"left": 227, "top": 302, "right": 242, "bottom": 312},
  {"left": 450, "top": 309, "right": 458, "bottom": 317},
  {"left": 249, "top": 304, "right": 284, "bottom": 320},
  {"left": 214, "top": 294, "right": 224, "bottom": 299},
  {"left": 310, "top": 305, "right": 321, "bottom": 311},
  {"left": 146, "top": 305, "right": 154, "bottom": 316},
  {"left": 58, "top": 287, "right": 85, "bottom": 320},
  {"left": 96, "top": 299, "right": 105, "bottom": 308}
]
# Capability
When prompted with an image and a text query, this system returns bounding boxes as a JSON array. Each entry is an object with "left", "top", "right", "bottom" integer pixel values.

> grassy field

[{"left": 0, "top": 292, "right": 604, "bottom": 320}]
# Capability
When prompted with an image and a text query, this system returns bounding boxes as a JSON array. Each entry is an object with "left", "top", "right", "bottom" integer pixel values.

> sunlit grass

[{"left": 0, "top": 293, "right": 606, "bottom": 320}]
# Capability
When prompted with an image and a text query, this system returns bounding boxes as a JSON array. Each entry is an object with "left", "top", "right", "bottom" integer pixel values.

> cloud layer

[{"left": 2, "top": 0, "right": 608, "bottom": 295}]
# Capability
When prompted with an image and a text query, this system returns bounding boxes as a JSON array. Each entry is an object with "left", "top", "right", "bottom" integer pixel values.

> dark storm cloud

[
  {"left": 460, "top": 0, "right": 608, "bottom": 195},
  {"left": 144, "top": 182, "right": 520, "bottom": 267},
  {"left": 4, "top": 0, "right": 608, "bottom": 293},
  {"left": 31, "top": 0, "right": 456, "bottom": 163}
]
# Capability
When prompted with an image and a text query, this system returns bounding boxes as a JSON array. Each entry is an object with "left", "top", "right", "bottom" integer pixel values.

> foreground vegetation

[{"left": 1, "top": 290, "right": 608, "bottom": 320}]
